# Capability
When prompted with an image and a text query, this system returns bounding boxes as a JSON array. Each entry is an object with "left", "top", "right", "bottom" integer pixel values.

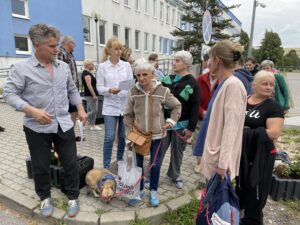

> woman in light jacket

[
  {"left": 196, "top": 40, "right": 247, "bottom": 180},
  {"left": 96, "top": 37, "right": 134, "bottom": 169},
  {"left": 124, "top": 58, "right": 181, "bottom": 207}
]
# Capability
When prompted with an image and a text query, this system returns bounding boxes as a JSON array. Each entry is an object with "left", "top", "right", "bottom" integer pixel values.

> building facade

[{"left": 0, "top": 0, "right": 84, "bottom": 68}]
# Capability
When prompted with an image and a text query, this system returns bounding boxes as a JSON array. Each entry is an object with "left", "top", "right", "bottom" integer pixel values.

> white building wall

[{"left": 82, "top": 0, "right": 186, "bottom": 63}]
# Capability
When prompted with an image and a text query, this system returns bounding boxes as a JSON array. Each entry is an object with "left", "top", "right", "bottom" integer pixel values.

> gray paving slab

[{"left": 0, "top": 101, "right": 203, "bottom": 224}]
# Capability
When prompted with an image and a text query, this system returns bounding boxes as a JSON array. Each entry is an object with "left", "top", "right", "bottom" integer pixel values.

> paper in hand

[{"left": 118, "top": 79, "right": 135, "bottom": 91}]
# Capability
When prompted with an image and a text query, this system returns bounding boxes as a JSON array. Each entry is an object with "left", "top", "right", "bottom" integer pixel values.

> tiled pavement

[
  {"left": 0, "top": 72, "right": 299, "bottom": 225},
  {"left": 0, "top": 102, "right": 204, "bottom": 225}
]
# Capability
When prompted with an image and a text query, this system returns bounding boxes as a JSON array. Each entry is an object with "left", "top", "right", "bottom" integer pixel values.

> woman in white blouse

[{"left": 96, "top": 37, "right": 134, "bottom": 169}]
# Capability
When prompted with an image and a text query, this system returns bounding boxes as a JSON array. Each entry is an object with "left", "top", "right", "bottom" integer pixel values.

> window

[
  {"left": 177, "top": 12, "right": 181, "bottom": 27},
  {"left": 159, "top": 37, "right": 163, "bottom": 53},
  {"left": 113, "top": 24, "right": 119, "bottom": 37},
  {"left": 99, "top": 20, "right": 106, "bottom": 45},
  {"left": 144, "top": 33, "right": 149, "bottom": 52},
  {"left": 172, "top": 8, "right": 175, "bottom": 25},
  {"left": 83, "top": 16, "right": 91, "bottom": 43},
  {"left": 11, "top": 0, "right": 29, "bottom": 18},
  {"left": 159, "top": 2, "right": 164, "bottom": 21},
  {"left": 152, "top": 0, "right": 157, "bottom": 17},
  {"left": 125, "top": 27, "right": 130, "bottom": 47},
  {"left": 135, "top": 0, "right": 140, "bottom": 10},
  {"left": 152, "top": 34, "right": 156, "bottom": 52},
  {"left": 124, "top": 0, "right": 129, "bottom": 6},
  {"left": 166, "top": 5, "right": 170, "bottom": 24},
  {"left": 145, "top": 0, "right": 149, "bottom": 14},
  {"left": 135, "top": 30, "right": 140, "bottom": 50},
  {"left": 164, "top": 39, "right": 168, "bottom": 54},
  {"left": 14, "top": 35, "right": 30, "bottom": 54}
]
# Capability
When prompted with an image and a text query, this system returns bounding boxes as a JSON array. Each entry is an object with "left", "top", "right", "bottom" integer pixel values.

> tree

[
  {"left": 239, "top": 29, "right": 249, "bottom": 58},
  {"left": 256, "top": 30, "right": 284, "bottom": 66},
  {"left": 283, "top": 50, "right": 300, "bottom": 67},
  {"left": 171, "top": 0, "right": 239, "bottom": 62}
]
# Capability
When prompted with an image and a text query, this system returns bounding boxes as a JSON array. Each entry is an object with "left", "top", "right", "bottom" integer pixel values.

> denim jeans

[
  {"left": 85, "top": 96, "right": 98, "bottom": 126},
  {"left": 103, "top": 115, "right": 125, "bottom": 168},
  {"left": 135, "top": 139, "right": 161, "bottom": 191}
]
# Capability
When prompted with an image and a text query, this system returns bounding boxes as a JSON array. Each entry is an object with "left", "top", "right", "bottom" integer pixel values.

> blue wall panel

[{"left": 0, "top": 0, "right": 84, "bottom": 60}]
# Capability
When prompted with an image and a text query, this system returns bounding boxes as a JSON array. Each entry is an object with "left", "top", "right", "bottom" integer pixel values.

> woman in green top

[{"left": 261, "top": 60, "right": 290, "bottom": 113}]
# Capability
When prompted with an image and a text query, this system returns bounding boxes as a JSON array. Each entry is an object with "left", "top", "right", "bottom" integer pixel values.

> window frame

[
  {"left": 11, "top": 0, "right": 30, "bottom": 19},
  {"left": 159, "top": 1, "right": 164, "bottom": 21},
  {"left": 83, "top": 15, "right": 92, "bottom": 44},
  {"left": 125, "top": 27, "right": 131, "bottom": 47},
  {"left": 152, "top": 34, "right": 156, "bottom": 52},
  {"left": 99, "top": 20, "right": 107, "bottom": 46},
  {"left": 124, "top": 0, "right": 130, "bottom": 7},
  {"left": 144, "top": 32, "right": 149, "bottom": 52},
  {"left": 166, "top": 5, "right": 170, "bottom": 24},
  {"left": 14, "top": 34, "right": 31, "bottom": 55},
  {"left": 135, "top": 30, "right": 140, "bottom": 51},
  {"left": 135, "top": 0, "right": 140, "bottom": 11},
  {"left": 152, "top": 0, "right": 157, "bottom": 18},
  {"left": 113, "top": 24, "right": 120, "bottom": 38}
]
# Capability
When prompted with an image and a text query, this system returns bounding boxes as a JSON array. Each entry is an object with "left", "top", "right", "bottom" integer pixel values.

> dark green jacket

[{"left": 274, "top": 74, "right": 289, "bottom": 111}]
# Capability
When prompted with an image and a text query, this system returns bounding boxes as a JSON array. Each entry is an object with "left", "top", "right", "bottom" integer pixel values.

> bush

[
  {"left": 274, "top": 164, "right": 291, "bottom": 178},
  {"left": 274, "top": 162, "right": 300, "bottom": 179},
  {"left": 290, "top": 161, "right": 300, "bottom": 179}
]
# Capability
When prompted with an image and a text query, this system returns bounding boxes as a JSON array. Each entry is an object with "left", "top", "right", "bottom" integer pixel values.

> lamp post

[
  {"left": 92, "top": 11, "right": 101, "bottom": 65},
  {"left": 247, "top": 0, "right": 266, "bottom": 58}
]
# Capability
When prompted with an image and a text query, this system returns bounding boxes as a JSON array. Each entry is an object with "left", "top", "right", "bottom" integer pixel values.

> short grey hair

[
  {"left": 133, "top": 58, "right": 155, "bottom": 74},
  {"left": 261, "top": 59, "right": 274, "bottom": 69},
  {"left": 61, "top": 35, "right": 74, "bottom": 45},
  {"left": 28, "top": 24, "right": 61, "bottom": 46},
  {"left": 174, "top": 50, "right": 193, "bottom": 66}
]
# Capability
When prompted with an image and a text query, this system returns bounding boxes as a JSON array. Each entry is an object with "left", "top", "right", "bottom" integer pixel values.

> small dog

[{"left": 85, "top": 168, "right": 116, "bottom": 202}]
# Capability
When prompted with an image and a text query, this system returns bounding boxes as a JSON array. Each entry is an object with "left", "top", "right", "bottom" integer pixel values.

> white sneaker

[
  {"left": 94, "top": 126, "right": 102, "bottom": 130},
  {"left": 90, "top": 126, "right": 102, "bottom": 131}
]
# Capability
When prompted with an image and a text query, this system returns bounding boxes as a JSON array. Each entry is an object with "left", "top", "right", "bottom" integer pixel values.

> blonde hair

[
  {"left": 100, "top": 36, "right": 123, "bottom": 62},
  {"left": 209, "top": 40, "right": 244, "bottom": 69},
  {"left": 121, "top": 45, "right": 132, "bottom": 62},
  {"left": 253, "top": 70, "right": 274, "bottom": 84},
  {"left": 83, "top": 59, "right": 94, "bottom": 69}
]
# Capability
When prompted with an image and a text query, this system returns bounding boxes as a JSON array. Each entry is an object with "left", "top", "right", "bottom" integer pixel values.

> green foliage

[
  {"left": 161, "top": 199, "right": 198, "bottom": 225},
  {"left": 290, "top": 161, "right": 300, "bottom": 179},
  {"left": 0, "top": 88, "right": 3, "bottom": 95},
  {"left": 130, "top": 218, "right": 150, "bottom": 225},
  {"left": 239, "top": 30, "right": 250, "bottom": 58},
  {"left": 255, "top": 30, "right": 284, "bottom": 66},
  {"left": 283, "top": 50, "right": 300, "bottom": 67},
  {"left": 274, "top": 164, "right": 291, "bottom": 178},
  {"left": 171, "top": 0, "right": 239, "bottom": 63},
  {"left": 282, "top": 128, "right": 300, "bottom": 136},
  {"left": 95, "top": 208, "right": 106, "bottom": 216}
]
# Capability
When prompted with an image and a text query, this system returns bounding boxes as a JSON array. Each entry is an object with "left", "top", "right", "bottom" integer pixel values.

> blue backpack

[{"left": 195, "top": 174, "right": 240, "bottom": 225}]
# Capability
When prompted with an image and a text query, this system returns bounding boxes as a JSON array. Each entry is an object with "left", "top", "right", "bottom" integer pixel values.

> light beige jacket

[{"left": 200, "top": 75, "right": 247, "bottom": 180}]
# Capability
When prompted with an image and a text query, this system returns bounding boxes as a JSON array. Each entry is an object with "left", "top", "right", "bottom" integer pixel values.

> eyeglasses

[{"left": 136, "top": 73, "right": 150, "bottom": 78}]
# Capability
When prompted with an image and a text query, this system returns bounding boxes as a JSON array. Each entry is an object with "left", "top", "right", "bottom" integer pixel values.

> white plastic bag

[{"left": 117, "top": 148, "right": 142, "bottom": 200}]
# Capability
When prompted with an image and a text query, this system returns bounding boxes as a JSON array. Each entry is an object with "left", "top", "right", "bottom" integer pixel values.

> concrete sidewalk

[{"left": 0, "top": 102, "right": 203, "bottom": 225}]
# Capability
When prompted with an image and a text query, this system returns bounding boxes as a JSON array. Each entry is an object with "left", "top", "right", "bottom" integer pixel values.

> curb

[{"left": 0, "top": 182, "right": 194, "bottom": 225}]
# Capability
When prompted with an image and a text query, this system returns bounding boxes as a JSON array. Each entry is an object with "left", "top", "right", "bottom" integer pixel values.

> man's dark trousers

[{"left": 24, "top": 126, "right": 79, "bottom": 201}]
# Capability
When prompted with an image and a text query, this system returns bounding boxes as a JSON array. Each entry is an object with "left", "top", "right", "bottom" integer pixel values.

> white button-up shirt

[{"left": 96, "top": 59, "right": 133, "bottom": 116}]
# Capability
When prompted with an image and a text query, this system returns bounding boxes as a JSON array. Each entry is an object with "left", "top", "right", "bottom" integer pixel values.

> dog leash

[{"left": 114, "top": 128, "right": 192, "bottom": 197}]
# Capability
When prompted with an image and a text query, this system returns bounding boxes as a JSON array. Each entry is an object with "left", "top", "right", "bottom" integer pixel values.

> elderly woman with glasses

[{"left": 123, "top": 58, "right": 181, "bottom": 207}]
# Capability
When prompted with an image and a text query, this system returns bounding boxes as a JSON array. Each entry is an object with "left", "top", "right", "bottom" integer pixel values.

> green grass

[
  {"left": 280, "top": 199, "right": 300, "bottom": 219},
  {"left": 130, "top": 218, "right": 151, "bottom": 225},
  {"left": 95, "top": 208, "right": 106, "bottom": 216},
  {"left": 52, "top": 197, "right": 68, "bottom": 211},
  {"left": 160, "top": 199, "right": 199, "bottom": 225},
  {"left": 0, "top": 88, "right": 3, "bottom": 95},
  {"left": 282, "top": 128, "right": 300, "bottom": 136}
]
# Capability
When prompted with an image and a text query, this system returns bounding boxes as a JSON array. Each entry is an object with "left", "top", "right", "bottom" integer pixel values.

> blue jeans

[
  {"left": 103, "top": 115, "right": 125, "bottom": 169},
  {"left": 136, "top": 139, "right": 161, "bottom": 191}
]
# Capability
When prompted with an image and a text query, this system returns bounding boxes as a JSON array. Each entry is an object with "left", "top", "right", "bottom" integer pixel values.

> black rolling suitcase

[
  {"left": 59, "top": 156, "right": 94, "bottom": 191},
  {"left": 26, "top": 156, "right": 94, "bottom": 189}
]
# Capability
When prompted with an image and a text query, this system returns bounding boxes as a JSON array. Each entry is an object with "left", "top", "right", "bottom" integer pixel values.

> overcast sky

[{"left": 223, "top": 0, "right": 300, "bottom": 48}]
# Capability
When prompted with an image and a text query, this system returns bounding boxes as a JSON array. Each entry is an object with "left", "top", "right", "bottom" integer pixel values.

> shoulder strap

[{"left": 149, "top": 92, "right": 153, "bottom": 133}]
